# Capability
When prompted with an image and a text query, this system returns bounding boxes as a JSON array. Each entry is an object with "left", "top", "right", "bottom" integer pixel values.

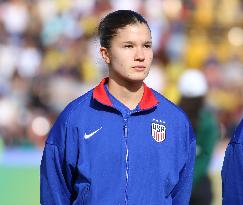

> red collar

[{"left": 93, "top": 78, "right": 159, "bottom": 110}]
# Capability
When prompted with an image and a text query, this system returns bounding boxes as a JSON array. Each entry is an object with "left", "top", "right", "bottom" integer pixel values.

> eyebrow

[{"left": 122, "top": 41, "right": 152, "bottom": 44}]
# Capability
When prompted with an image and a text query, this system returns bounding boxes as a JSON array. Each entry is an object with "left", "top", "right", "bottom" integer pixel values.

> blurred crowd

[{"left": 0, "top": 0, "right": 242, "bottom": 148}]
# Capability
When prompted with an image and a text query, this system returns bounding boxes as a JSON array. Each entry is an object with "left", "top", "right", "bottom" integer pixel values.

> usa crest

[{"left": 151, "top": 119, "right": 166, "bottom": 142}]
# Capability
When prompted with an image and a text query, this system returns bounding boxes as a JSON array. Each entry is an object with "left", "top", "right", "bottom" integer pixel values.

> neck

[{"left": 107, "top": 77, "right": 144, "bottom": 110}]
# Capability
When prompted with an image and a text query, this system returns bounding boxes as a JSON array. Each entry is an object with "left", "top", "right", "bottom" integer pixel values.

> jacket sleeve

[
  {"left": 172, "top": 123, "right": 196, "bottom": 205},
  {"left": 222, "top": 119, "right": 243, "bottom": 205},
  {"left": 40, "top": 112, "right": 79, "bottom": 205},
  {"left": 222, "top": 143, "right": 243, "bottom": 204},
  {"left": 41, "top": 143, "right": 72, "bottom": 205}
]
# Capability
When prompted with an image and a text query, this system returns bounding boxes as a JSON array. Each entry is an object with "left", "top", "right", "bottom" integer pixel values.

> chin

[
  {"left": 111, "top": 71, "right": 149, "bottom": 84},
  {"left": 127, "top": 74, "right": 148, "bottom": 83}
]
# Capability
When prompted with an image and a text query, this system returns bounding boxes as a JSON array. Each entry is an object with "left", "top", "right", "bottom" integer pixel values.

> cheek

[
  {"left": 149, "top": 55, "right": 153, "bottom": 61},
  {"left": 113, "top": 54, "right": 129, "bottom": 66},
  {"left": 113, "top": 56, "right": 123, "bottom": 65},
  {"left": 146, "top": 51, "right": 153, "bottom": 61},
  {"left": 147, "top": 56, "right": 153, "bottom": 65},
  {"left": 150, "top": 51, "right": 154, "bottom": 60},
  {"left": 111, "top": 56, "right": 126, "bottom": 71}
]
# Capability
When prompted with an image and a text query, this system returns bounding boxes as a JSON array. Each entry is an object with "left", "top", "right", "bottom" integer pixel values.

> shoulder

[
  {"left": 231, "top": 119, "right": 243, "bottom": 144},
  {"left": 152, "top": 90, "right": 195, "bottom": 142},
  {"left": 54, "top": 89, "right": 93, "bottom": 125},
  {"left": 152, "top": 89, "right": 190, "bottom": 123},
  {"left": 46, "top": 89, "right": 93, "bottom": 145}
]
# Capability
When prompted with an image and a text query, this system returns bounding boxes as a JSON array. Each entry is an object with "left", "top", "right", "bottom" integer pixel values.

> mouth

[{"left": 132, "top": 65, "right": 146, "bottom": 71}]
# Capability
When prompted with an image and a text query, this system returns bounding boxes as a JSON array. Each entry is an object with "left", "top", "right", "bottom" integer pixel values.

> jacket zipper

[{"left": 123, "top": 118, "right": 129, "bottom": 205}]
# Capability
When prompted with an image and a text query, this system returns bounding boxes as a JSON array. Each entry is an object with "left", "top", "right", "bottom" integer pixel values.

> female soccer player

[
  {"left": 222, "top": 119, "right": 243, "bottom": 204},
  {"left": 41, "top": 10, "right": 196, "bottom": 205}
]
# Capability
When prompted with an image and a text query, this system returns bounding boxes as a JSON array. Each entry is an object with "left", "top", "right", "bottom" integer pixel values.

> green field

[{"left": 0, "top": 166, "right": 39, "bottom": 205}]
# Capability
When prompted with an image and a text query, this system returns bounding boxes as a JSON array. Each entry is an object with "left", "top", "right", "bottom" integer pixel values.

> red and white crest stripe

[{"left": 151, "top": 122, "right": 166, "bottom": 142}]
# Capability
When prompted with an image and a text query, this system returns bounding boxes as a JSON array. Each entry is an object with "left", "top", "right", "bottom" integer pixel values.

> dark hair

[
  {"left": 179, "top": 96, "right": 204, "bottom": 131},
  {"left": 98, "top": 10, "right": 150, "bottom": 48}
]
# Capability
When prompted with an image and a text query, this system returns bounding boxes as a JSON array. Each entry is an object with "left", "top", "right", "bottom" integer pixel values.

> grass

[{"left": 0, "top": 165, "right": 39, "bottom": 205}]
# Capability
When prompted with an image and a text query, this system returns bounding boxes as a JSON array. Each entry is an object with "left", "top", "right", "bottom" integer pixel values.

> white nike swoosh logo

[{"left": 84, "top": 127, "right": 102, "bottom": 139}]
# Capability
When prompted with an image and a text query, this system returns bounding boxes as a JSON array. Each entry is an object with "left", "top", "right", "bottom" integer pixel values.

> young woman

[
  {"left": 222, "top": 118, "right": 243, "bottom": 204},
  {"left": 41, "top": 10, "right": 196, "bottom": 205}
]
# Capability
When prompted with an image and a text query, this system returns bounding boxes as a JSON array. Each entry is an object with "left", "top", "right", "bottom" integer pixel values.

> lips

[{"left": 132, "top": 65, "right": 146, "bottom": 71}]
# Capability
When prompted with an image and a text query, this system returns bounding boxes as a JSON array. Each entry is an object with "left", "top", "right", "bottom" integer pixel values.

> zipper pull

[{"left": 124, "top": 118, "right": 128, "bottom": 138}]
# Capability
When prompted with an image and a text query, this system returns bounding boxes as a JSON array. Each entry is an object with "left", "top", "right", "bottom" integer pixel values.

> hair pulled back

[{"left": 98, "top": 10, "right": 150, "bottom": 48}]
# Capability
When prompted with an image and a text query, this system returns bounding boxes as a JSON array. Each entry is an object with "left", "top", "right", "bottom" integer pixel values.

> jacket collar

[{"left": 93, "top": 78, "right": 159, "bottom": 110}]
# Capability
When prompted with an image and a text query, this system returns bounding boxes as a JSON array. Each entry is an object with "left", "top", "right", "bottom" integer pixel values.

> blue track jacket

[
  {"left": 41, "top": 78, "right": 196, "bottom": 205},
  {"left": 222, "top": 119, "right": 243, "bottom": 205}
]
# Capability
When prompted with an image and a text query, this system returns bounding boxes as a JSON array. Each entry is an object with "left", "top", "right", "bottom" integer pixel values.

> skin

[{"left": 100, "top": 23, "right": 153, "bottom": 109}]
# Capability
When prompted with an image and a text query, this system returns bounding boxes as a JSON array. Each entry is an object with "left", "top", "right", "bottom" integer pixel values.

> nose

[{"left": 134, "top": 47, "right": 145, "bottom": 61}]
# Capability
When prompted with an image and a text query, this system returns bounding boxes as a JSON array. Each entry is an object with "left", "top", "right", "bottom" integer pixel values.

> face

[{"left": 100, "top": 23, "right": 153, "bottom": 83}]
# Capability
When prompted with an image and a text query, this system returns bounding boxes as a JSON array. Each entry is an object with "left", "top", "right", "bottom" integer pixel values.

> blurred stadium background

[{"left": 0, "top": 0, "right": 242, "bottom": 204}]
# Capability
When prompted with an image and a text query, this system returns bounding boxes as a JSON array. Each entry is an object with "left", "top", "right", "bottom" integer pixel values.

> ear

[{"left": 100, "top": 47, "right": 111, "bottom": 64}]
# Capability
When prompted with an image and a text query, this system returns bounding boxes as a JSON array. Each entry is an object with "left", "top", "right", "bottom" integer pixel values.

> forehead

[{"left": 113, "top": 23, "right": 152, "bottom": 42}]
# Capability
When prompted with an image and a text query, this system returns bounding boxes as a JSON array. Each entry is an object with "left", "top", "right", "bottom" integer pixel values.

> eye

[
  {"left": 144, "top": 44, "right": 152, "bottom": 48},
  {"left": 124, "top": 44, "right": 133, "bottom": 48}
]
